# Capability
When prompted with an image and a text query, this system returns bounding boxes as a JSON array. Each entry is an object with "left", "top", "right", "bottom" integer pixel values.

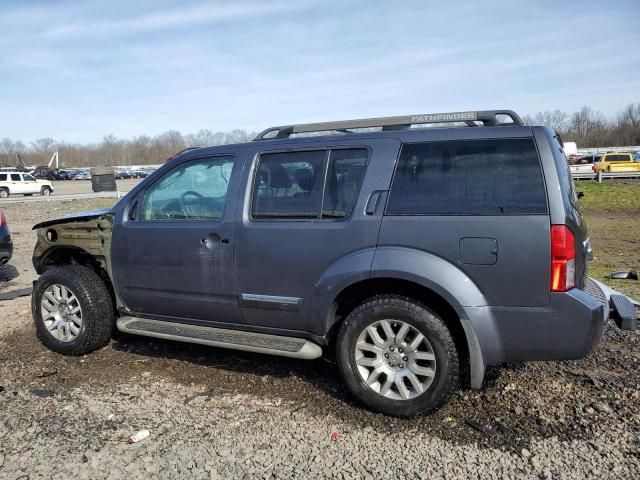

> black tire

[
  {"left": 41, "top": 186, "right": 52, "bottom": 196},
  {"left": 336, "top": 295, "right": 459, "bottom": 417},
  {"left": 0, "top": 188, "right": 10, "bottom": 198},
  {"left": 32, "top": 265, "right": 114, "bottom": 355}
]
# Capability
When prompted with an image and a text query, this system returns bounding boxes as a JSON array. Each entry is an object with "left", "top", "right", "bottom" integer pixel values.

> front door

[
  {"left": 21, "top": 173, "right": 40, "bottom": 194},
  {"left": 111, "top": 151, "right": 245, "bottom": 324}
]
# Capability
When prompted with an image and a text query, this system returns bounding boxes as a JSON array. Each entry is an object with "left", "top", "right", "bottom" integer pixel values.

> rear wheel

[
  {"left": 32, "top": 265, "right": 114, "bottom": 355},
  {"left": 0, "top": 188, "right": 9, "bottom": 198},
  {"left": 336, "top": 295, "right": 459, "bottom": 417}
]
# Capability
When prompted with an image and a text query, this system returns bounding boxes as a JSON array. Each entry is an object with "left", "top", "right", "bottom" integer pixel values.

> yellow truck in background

[{"left": 594, "top": 152, "right": 640, "bottom": 173}]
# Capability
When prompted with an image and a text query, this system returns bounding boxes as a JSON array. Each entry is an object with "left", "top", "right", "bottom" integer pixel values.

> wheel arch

[
  {"left": 34, "top": 246, "right": 111, "bottom": 286},
  {"left": 327, "top": 277, "right": 487, "bottom": 389}
]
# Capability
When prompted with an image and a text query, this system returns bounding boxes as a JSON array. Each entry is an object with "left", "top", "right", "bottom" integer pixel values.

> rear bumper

[{"left": 484, "top": 288, "right": 606, "bottom": 364}]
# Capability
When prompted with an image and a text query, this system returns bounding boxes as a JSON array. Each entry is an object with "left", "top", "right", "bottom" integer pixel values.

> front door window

[{"left": 141, "top": 156, "right": 235, "bottom": 221}]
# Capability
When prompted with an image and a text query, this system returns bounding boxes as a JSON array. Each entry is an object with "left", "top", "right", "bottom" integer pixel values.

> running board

[{"left": 116, "top": 316, "right": 322, "bottom": 360}]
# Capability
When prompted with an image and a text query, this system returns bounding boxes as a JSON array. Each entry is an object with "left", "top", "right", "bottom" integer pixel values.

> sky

[{"left": 1, "top": 0, "right": 639, "bottom": 144}]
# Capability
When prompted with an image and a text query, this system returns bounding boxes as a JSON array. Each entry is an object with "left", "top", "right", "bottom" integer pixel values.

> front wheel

[
  {"left": 336, "top": 295, "right": 459, "bottom": 417},
  {"left": 32, "top": 265, "right": 114, "bottom": 355},
  {"left": 41, "top": 186, "right": 52, "bottom": 196}
]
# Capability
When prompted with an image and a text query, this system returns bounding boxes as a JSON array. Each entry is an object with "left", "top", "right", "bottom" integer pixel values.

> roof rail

[{"left": 253, "top": 110, "right": 524, "bottom": 140}]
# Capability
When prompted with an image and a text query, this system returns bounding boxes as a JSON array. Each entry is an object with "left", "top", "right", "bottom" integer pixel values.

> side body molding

[{"left": 371, "top": 246, "right": 502, "bottom": 389}]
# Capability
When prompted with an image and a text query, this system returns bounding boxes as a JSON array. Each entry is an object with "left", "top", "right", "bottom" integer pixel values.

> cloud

[{"left": 43, "top": 1, "right": 312, "bottom": 38}]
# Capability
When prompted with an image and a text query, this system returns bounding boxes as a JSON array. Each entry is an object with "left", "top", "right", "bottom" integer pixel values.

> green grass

[
  {"left": 578, "top": 181, "right": 640, "bottom": 301},
  {"left": 576, "top": 181, "right": 640, "bottom": 212},
  {"left": 587, "top": 265, "right": 640, "bottom": 300}
]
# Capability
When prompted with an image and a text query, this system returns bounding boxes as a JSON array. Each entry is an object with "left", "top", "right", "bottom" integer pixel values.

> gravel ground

[{"left": 0, "top": 199, "right": 639, "bottom": 479}]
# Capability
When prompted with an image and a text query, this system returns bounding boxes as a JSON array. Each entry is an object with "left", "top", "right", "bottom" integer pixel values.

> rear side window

[
  {"left": 10, "top": 174, "right": 21, "bottom": 181},
  {"left": 386, "top": 139, "right": 547, "bottom": 215},
  {"left": 253, "top": 150, "right": 326, "bottom": 219},
  {"left": 0, "top": 174, "right": 6, "bottom": 181},
  {"left": 252, "top": 148, "right": 368, "bottom": 220}
]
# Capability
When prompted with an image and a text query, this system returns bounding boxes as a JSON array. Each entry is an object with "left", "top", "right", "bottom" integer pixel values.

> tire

[
  {"left": 32, "top": 265, "right": 114, "bottom": 355},
  {"left": 41, "top": 186, "right": 52, "bottom": 196},
  {"left": 336, "top": 295, "right": 459, "bottom": 417},
  {"left": 0, "top": 188, "right": 9, "bottom": 198}
]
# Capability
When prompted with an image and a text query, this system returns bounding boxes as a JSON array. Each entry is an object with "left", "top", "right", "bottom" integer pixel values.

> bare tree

[{"left": 532, "top": 110, "right": 570, "bottom": 132}]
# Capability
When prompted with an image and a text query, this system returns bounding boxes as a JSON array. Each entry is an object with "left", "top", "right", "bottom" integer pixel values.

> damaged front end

[{"left": 32, "top": 208, "right": 114, "bottom": 277}]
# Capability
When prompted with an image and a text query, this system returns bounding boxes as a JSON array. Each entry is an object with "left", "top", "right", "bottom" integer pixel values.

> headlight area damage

[{"left": 32, "top": 208, "right": 114, "bottom": 277}]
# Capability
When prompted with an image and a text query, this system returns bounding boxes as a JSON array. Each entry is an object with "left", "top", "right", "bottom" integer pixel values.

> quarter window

[
  {"left": 387, "top": 139, "right": 547, "bottom": 215},
  {"left": 141, "top": 156, "right": 235, "bottom": 221},
  {"left": 322, "top": 149, "right": 368, "bottom": 218},
  {"left": 0, "top": 174, "right": 6, "bottom": 181},
  {"left": 251, "top": 148, "right": 368, "bottom": 220}
]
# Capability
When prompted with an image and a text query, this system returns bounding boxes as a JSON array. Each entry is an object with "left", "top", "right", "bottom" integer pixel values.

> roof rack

[{"left": 254, "top": 110, "right": 524, "bottom": 140}]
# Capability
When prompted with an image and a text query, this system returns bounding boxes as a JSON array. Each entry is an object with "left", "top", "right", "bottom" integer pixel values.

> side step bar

[{"left": 116, "top": 316, "right": 322, "bottom": 360}]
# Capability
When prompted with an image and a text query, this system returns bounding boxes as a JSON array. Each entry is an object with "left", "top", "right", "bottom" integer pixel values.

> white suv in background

[{"left": 0, "top": 171, "right": 54, "bottom": 198}]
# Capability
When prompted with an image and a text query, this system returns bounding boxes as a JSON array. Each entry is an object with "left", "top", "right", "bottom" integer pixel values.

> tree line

[
  {"left": 0, "top": 129, "right": 257, "bottom": 168},
  {"left": 522, "top": 103, "right": 640, "bottom": 148},
  {"left": 1, "top": 103, "right": 639, "bottom": 168}
]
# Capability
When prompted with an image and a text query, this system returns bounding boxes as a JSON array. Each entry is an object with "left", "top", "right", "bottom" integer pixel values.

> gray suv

[{"left": 30, "top": 110, "right": 621, "bottom": 416}]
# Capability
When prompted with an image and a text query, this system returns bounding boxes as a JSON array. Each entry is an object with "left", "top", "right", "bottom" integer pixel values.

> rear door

[
  {"left": 379, "top": 135, "right": 551, "bottom": 307},
  {"left": 111, "top": 150, "right": 246, "bottom": 324},
  {"left": 234, "top": 138, "right": 399, "bottom": 335}
]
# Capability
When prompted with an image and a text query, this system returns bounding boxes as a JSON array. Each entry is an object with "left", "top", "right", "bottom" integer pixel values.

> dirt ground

[{"left": 0, "top": 191, "right": 639, "bottom": 479}]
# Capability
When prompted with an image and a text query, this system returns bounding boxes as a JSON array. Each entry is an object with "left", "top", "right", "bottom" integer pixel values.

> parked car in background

[
  {"left": 73, "top": 171, "right": 91, "bottom": 181},
  {"left": 0, "top": 209, "right": 12, "bottom": 265},
  {"left": 52, "top": 170, "right": 73, "bottom": 181},
  {"left": 569, "top": 155, "right": 596, "bottom": 175},
  {"left": 30, "top": 109, "right": 620, "bottom": 417},
  {"left": 594, "top": 152, "right": 640, "bottom": 172},
  {"left": 0, "top": 171, "right": 54, "bottom": 198},
  {"left": 33, "top": 166, "right": 56, "bottom": 181},
  {"left": 130, "top": 169, "right": 149, "bottom": 179}
]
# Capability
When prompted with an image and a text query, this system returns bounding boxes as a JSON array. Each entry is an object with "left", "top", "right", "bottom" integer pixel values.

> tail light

[
  {"left": 0, "top": 210, "right": 5, "bottom": 228},
  {"left": 592, "top": 164, "right": 596, "bottom": 173},
  {"left": 550, "top": 225, "right": 576, "bottom": 292}
]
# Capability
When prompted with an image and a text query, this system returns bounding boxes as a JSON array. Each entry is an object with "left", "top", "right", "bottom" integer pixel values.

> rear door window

[
  {"left": 386, "top": 138, "right": 547, "bottom": 215},
  {"left": 10, "top": 174, "right": 21, "bottom": 181},
  {"left": 0, "top": 174, "right": 6, "bottom": 181},
  {"left": 252, "top": 148, "right": 368, "bottom": 220}
]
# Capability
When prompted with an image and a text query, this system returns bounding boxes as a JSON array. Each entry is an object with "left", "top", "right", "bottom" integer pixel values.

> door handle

[
  {"left": 201, "top": 234, "right": 230, "bottom": 249},
  {"left": 365, "top": 190, "right": 388, "bottom": 215}
]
